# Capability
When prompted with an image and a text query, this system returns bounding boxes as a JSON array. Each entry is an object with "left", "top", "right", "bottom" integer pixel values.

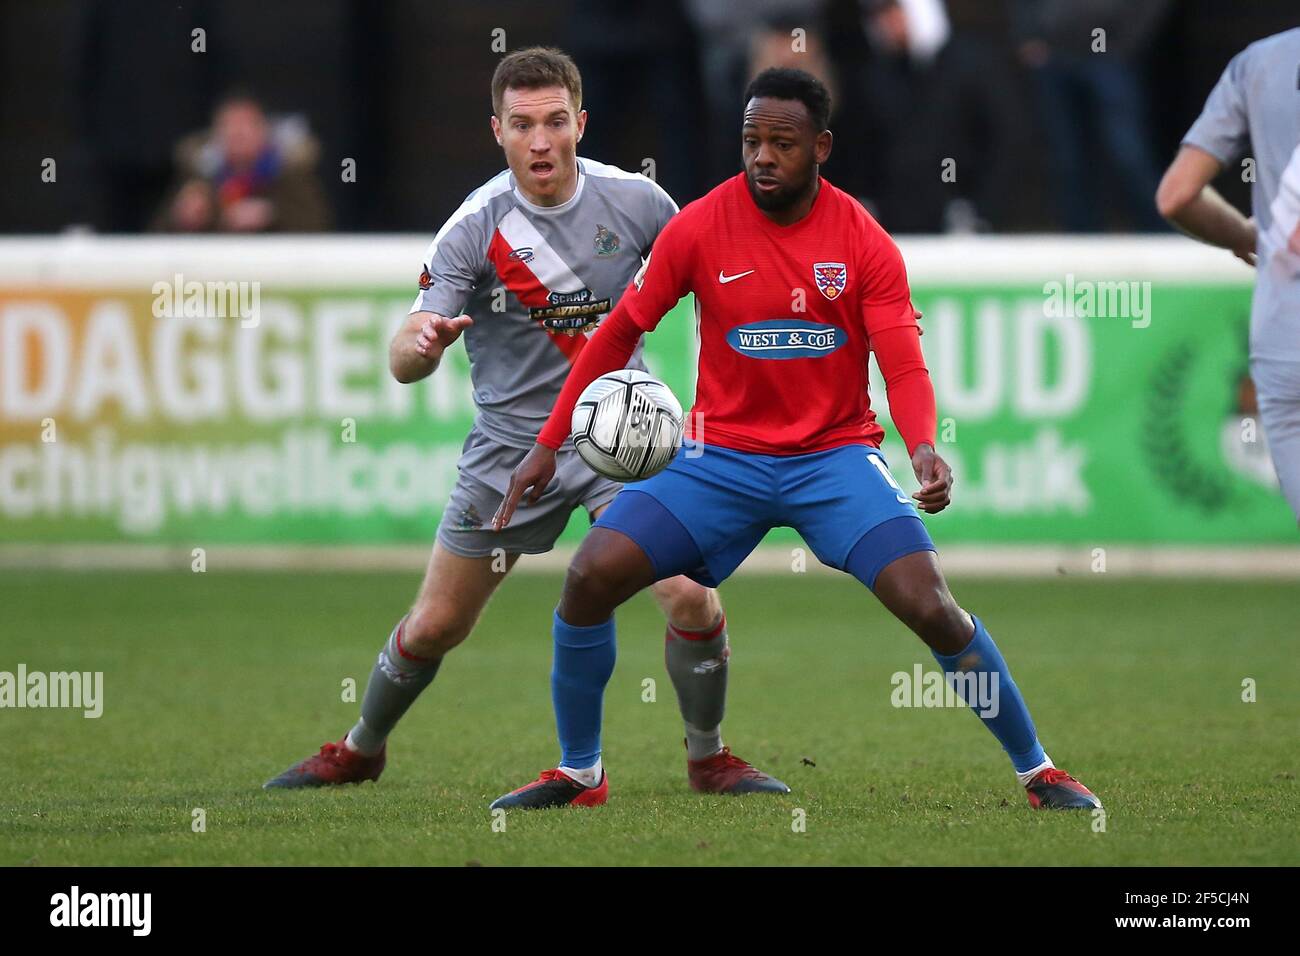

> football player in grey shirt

[
  {"left": 1157, "top": 27, "right": 1300, "bottom": 523},
  {"left": 266, "top": 47, "right": 787, "bottom": 800}
]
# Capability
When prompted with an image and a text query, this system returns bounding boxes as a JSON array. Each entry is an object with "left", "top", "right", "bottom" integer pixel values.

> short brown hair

[{"left": 491, "top": 47, "right": 583, "bottom": 117}]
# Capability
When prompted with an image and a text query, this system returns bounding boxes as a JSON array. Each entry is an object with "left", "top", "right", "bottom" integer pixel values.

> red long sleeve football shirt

[{"left": 538, "top": 173, "right": 936, "bottom": 457}]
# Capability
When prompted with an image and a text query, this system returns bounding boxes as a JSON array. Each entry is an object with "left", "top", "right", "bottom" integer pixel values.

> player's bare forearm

[
  {"left": 1157, "top": 145, "right": 1257, "bottom": 264},
  {"left": 389, "top": 310, "right": 472, "bottom": 384},
  {"left": 389, "top": 322, "right": 440, "bottom": 383},
  {"left": 1162, "top": 186, "right": 1256, "bottom": 257}
]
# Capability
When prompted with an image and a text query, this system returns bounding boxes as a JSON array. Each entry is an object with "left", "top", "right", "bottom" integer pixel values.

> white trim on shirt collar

[{"left": 512, "top": 161, "right": 585, "bottom": 214}]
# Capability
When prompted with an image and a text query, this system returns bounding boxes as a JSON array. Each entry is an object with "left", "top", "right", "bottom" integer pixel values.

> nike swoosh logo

[{"left": 718, "top": 269, "right": 755, "bottom": 284}]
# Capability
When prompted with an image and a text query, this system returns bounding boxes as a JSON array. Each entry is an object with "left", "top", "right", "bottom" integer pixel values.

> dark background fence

[{"left": 2, "top": 0, "right": 1295, "bottom": 235}]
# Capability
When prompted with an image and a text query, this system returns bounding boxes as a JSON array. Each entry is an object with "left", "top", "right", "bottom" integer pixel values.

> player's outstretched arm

[
  {"left": 389, "top": 310, "right": 473, "bottom": 383},
  {"left": 494, "top": 215, "right": 691, "bottom": 530},
  {"left": 871, "top": 324, "right": 950, "bottom": 513},
  {"left": 1156, "top": 145, "right": 1257, "bottom": 266},
  {"left": 491, "top": 307, "right": 647, "bottom": 530}
]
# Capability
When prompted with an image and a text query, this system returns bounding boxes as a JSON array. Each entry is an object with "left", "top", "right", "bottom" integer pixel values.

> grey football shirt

[
  {"left": 412, "top": 158, "right": 677, "bottom": 447},
  {"left": 1183, "top": 28, "right": 1300, "bottom": 361}
]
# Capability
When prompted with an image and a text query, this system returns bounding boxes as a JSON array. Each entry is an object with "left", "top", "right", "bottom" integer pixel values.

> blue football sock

[
  {"left": 931, "top": 615, "right": 1047, "bottom": 774},
  {"left": 551, "top": 609, "right": 617, "bottom": 770}
]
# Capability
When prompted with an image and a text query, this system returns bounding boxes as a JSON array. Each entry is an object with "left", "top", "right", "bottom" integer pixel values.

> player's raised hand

[
  {"left": 415, "top": 313, "right": 473, "bottom": 358},
  {"left": 910, "top": 443, "right": 953, "bottom": 514},
  {"left": 492, "top": 443, "right": 558, "bottom": 531}
]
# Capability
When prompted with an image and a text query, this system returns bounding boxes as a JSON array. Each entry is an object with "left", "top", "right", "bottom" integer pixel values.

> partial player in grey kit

[
  {"left": 1157, "top": 27, "right": 1300, "bottom": 523},
  {"left": 264, "top": 47, "right": 788, "bottom": 796},
  {"left": 415, "top": 155, "right": 666, "bottom": 559}
]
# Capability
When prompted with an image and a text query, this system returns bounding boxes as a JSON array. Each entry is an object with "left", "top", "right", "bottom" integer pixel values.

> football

[{"left": 571, "top": 369, "right": 684, "bottom": 482}]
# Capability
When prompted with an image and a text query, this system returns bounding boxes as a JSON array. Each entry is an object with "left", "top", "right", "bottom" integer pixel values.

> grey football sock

[
  {"left": 664, "top": 615, "right": 729, "bottom": 760},
  {"left": 347, "top": 615, "right": 441, "bottom": 756}
]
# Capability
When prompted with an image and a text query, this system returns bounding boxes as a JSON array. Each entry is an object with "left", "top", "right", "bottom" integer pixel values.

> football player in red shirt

[{"left": 490, "top": 68, "right": 1100, "bottom": 812}]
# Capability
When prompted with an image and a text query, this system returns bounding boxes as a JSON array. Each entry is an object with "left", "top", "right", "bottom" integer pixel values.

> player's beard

[{"left": 746, "top": 166, "right": 817, "bottom": 213}]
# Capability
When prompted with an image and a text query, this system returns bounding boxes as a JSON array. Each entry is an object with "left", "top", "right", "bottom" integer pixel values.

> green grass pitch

[{"left": 2, "top": 569, "right": 1296, "bottom": 866}]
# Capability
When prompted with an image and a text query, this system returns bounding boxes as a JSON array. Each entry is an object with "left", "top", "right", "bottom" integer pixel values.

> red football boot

[
  {"left": 687, "top": 745, "right": 790, "bottom": 795},
  {"left": 263, "top": 736, "right": 385, "bottom": 789},
  {"left": 489, "top": 768, "right": 608, "bottom": 810},
  {"left": 1025, "top": 767, "right": 1102, "bottom": 810}
]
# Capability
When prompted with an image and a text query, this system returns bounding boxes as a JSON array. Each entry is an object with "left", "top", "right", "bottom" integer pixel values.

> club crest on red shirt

[{"left": 813, "top": 262, "right": 847, "bottom": 300}]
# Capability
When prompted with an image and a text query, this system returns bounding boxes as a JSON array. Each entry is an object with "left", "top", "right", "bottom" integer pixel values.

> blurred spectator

[
  {"left": 747, "top": 15, "right": 840, "bottom": 108},
  {"left": 77, "top": 0, "right": 219, "bottom": 233},
  {"left": 748, "top": 15, "right": 879, "bottom": 201},
  {"left": 1013, "top": 0, "right": 1171, "bottom": 232},
  {"left": 566, "top": 0, "right": 703, "bottom": 204},
  {"left": 852, "top": 0, "right": 1021, "bottom": 233},
  {"left": 685, "top": 0, "right": 829, "bottom": 186},
  {"left": 152, "top": 94, "right": 332, "bottom": 233}
]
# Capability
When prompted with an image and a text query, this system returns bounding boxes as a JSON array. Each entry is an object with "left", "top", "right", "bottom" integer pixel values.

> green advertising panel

[{"left": 0, "top": 274, "right": 1292, "bottom": 545}]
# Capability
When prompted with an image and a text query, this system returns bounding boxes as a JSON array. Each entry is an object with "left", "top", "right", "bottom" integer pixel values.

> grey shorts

[
  {"left": 1251, "top": 355, "right": 1300, "bottom": 521},
  {"left": 435, "top": 426, "right": 623, "bottom": 558}
]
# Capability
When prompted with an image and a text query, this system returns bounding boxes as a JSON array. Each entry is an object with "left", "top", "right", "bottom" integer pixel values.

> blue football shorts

[{"left": 593, "top": 441, "right": 936, "bottom": 590}]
